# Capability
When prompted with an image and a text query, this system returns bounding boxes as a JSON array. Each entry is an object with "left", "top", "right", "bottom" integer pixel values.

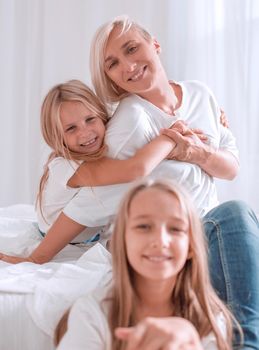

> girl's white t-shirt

[
  {"left": 37, "top": 157, "right": 104, "bottom": 242},
  {"left": 57, "top": 283, "right": 226, "bottom": 350}
]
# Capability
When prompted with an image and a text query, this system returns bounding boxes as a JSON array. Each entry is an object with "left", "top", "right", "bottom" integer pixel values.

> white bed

[{"left": 0, "top": 205, "right": 112, "bottom": 350}]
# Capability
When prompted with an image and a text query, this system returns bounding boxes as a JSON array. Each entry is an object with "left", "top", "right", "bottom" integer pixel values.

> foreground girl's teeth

[{"left": 147, "top": 256, "right": 170, "bottom": 262}]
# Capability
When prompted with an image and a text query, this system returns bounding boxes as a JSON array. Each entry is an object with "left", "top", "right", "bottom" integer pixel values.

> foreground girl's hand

[
  {"left": 0, "top": 253, "right": 34, "bottom": 264},
  {"left": 115, "top": 317, "right": 203, "bottom": 350}
]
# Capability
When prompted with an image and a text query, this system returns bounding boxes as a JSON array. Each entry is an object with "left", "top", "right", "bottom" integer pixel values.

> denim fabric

[
  {"left": 203, "top": 200, "right": 259, "bottom": 349},
  {"left": 38, "top": 228, "right": 100, "bottom": 245},
  {"left": 38, "top": 229, "right": 45, "bottom": 238}
]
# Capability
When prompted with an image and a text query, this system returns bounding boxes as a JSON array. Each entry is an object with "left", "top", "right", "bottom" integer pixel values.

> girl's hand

[
  {"left": 0, "top": 253, "right": 34, "bottom": 264},
  {"left": 115, "top": 317, "right": 203, "bottom": 350}
]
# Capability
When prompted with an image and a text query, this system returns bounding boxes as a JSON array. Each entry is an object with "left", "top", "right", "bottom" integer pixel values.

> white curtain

[{"left": 0, "top": 0, "right": 258, "bottom": 212}]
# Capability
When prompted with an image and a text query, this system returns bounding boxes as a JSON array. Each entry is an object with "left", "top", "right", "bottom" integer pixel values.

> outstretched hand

[
  {"left": 115, "top": 317, "right": 203, "bottom": 350},
  {"left": 0, "top": 253, "right": 33, "bottom": 264}
]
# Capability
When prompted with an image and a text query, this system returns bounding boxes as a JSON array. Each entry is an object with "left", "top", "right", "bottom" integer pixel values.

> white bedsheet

[
  {"left": 0, "top": 205, "right": 112, "bottom": 350},
  {"left": 0, "top": 204, "right": 41, "bottom": 257}
]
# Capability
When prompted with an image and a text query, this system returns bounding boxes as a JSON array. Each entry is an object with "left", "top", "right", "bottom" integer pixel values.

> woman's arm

[
  {"left": 161, "top": 128, "right": 239, "bottom": 180},
  {"left": 0, "top": 212, "right": 86, "bottom": 264},
  {"left": 193, "top": 146, "right": 239, "bottom": 180},
  {"left": 68, "top": 134, "right": 176, "bottom": 187}
]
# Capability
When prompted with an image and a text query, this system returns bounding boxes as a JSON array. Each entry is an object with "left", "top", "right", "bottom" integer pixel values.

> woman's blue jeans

[{"left": 203, "top": 200, "right": 259, "bottom": 349}]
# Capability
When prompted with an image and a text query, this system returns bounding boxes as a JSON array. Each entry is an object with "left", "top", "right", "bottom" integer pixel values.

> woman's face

[
  {"left": 104, "top": 26, "right": 162, "bottom": 96},
  {"left": 125, "top": 188, "right": 190, "bottom": 285},
  {"left": 60, "top": 101, "right": 105, "bottom": 154}
]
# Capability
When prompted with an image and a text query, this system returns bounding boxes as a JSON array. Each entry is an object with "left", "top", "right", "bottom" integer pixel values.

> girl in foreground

[
  {"left": 57, "top": 179, "right": 239, "bottom": 350},
  {"left": 0, "top": 80, "right": 200, "bottom": 264}
]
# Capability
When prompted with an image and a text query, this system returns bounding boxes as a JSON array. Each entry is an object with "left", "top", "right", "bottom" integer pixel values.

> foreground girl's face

[
  {"left": 60, "top": 101, "right": 105, "bottom": 154},
  {"left": 125, "top": 188, "right": 190, "bottom": 284},
  {"left": 104, "top": 26, "right": 162, "bottom": 95}
]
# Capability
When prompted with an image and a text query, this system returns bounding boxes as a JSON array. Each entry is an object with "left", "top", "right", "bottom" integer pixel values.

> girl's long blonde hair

[
  {"left": 109, "top": 179, "right": 239, "bottom": 350},
  {"left": 36, "top": 79, "right": 108, "bottom": 217},
  {"left": 90, "top": 15, "right": 152, "bottom": 112}
]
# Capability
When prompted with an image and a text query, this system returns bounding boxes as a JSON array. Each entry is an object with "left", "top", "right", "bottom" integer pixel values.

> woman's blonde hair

[
  {"left": 90, "top": 15, "right": 152, "bottom": 110},
  {"left": 109, "top": 178, "right": 238, "bottom": 350},
  {"left": 36, "top": 79, "right": 108, "bottom": 217}
]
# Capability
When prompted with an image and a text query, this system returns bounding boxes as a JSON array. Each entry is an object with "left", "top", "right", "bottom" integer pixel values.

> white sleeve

[
  {"left": 48, "top": 158, "right": 119, "bottom": 228},
  {"left": 57, "top": 295, "right": 110, "bottom": 350},
  {"left": 219, "top": 124, "right": 239, "bottom": 161},
  {"left": 48, "top": 157, "right": 81, "bottom": 188},
  {"left": 63, "top": 183, "right": 131, "bottom": 227},
  {"left": 201, "top": 313, "right": 226, "bottom": 350},
  {"left": 37, "top": 158, "right": 81, "bottom": 232},
  {"left": 201, "top": 333, "right": 218, "bottom": 350},
  {"left": 202, "top": 83, "right": 239, "bottom": 161},
  {"left": 105, "top": 100, "right": 154, "bottom": 159}
]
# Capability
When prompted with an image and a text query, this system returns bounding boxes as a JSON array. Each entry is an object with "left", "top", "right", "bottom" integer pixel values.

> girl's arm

[
  {"left": 68, "top": 134, "right": 176, "bottom": 188},
  {"left": 0, "top": 212, "right": 86, "bottom": 264}
]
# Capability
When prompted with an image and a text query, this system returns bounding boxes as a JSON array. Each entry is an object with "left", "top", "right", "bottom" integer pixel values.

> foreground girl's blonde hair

[
  {"left": 37, "top": 79, "right": 108, "bottom": 217},
  {"left": 109, "top": 179, "right": 238, "bottom": 350},
  {"left": 90, "top": 15, "right": 152, "bottom": 111}
]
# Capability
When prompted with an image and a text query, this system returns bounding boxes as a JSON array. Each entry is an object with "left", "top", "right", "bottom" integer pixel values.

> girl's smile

[
  {"left": 60, "top": 101, "right": 105, "bottom": 154},
  {"left": 125, "top": 187, "right": 190, "bottom": 284}
]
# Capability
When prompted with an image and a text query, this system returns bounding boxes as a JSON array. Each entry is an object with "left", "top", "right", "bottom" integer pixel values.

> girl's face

[
  {"left": 60, "top": 101, "right": 105, "bottom": 154},
  {"left": 125, "top": 188, "right": 190, "bottom": 284},
  {"left": 104, "top": 26, "right": 162, "bottom": 96}
]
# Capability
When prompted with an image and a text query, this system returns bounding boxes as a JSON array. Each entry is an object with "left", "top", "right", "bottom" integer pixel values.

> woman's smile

[{"left": 127, "top": 65, "right": 147, "bottom": 82}]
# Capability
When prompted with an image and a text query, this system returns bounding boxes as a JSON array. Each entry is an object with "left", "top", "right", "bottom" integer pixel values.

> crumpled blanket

[
  {"left": 0, "top": 204, "right": 41, "bottom": 256},
  {"left": 0, "top": 204, "right": 112, "bottom": 339},
  {"left": 0, "top": 243, "right": 112, "bottom": 338}
]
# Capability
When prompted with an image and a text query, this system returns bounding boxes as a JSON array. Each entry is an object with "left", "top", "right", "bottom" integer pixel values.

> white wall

[{"left": 0, "top": 0, "right": 258, "bottom": 212}]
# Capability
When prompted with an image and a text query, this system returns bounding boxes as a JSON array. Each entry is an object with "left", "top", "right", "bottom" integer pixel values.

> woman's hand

[
  {"left": 220, "top": 109, "right": 229, "bottom": 128},
  {"left": 161, "top": 127, "right": 209, "bottom": 164},
  {"left": 161, "top": 123, "right": 239, "bottom": 179},
  {"left": 115, "top": 317, "right": 203, "bottom": 350},
  {"left": 171, "top": 120, "right": 207, "bottom": 142},
  {"left": 162, "top": 120, "right": 209, "bottom": 165},
  {"left": 0, "top": 253, "right": 34, "bottom": 264}
]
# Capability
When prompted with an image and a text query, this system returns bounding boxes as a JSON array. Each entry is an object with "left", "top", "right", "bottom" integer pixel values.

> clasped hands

[
  {"left": 162, "top": 110, "right": 228, "bottom": 164},
  {"left": 161, "top": 120, "right": 209, "bottom": 164}
]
